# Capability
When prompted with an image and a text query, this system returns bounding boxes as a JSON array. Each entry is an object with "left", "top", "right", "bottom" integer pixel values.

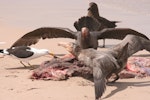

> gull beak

[{"left": 48, "top": 52, "right": 58, "bottom": 58}]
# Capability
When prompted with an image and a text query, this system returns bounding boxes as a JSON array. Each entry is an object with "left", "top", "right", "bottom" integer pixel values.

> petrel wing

[
  {"left": 74, "top": 16, "right": 101, "bottom": 31},
  {"left": 11, "top": 27, "right": 77, "bottom": 47},
  {"left": 95, "top": 28, "right": 149, "bottom": 40}
]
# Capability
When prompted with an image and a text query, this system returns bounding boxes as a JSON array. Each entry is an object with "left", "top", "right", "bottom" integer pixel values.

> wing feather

[
  {"left": 11, "top": 27, "right": 77, "bottom": 47},
  {"left": 93, "top": 66, "right": 106, "bottom": 100},
  {"left": 96, "top": 28, "right": 149, "bottom": 40},
  {"left": 113, "top": 35, "right": 150, "bottom": 57},
  {"left": 74, "top": 16, "right": 101, "bottom": 31}
]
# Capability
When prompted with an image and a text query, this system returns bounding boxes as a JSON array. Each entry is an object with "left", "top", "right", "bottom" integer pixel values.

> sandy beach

[{"left": 0, "top": 0, "right": 150, "bottom": 100}]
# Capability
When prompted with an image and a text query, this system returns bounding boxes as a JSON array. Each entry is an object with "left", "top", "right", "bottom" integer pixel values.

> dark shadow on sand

[
  {"left": 5, "top": 65, "right": 39, "bottom": 70},
  {"left": 103, "top": 80, "right": 150, "bottom": 99},
  {"left": 98, "top": 44, "right": 116, "bottom": 48},
  {"left": 132, "top": 54, "right": 150, "bottom": 57}
]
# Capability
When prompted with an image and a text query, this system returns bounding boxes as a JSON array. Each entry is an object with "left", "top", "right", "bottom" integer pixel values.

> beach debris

[
  {"left": 119, "top": 57, "right": 150, "bottom": 79},
  {"left": 31, "top": 56, "right": 150, "bottom": 81},
  {"left": 30, "top": 55, "right": 93, "bottom": 81}
]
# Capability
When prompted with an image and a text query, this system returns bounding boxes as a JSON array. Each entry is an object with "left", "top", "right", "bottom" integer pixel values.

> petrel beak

[{"left": 58, "top": 42, "right": 73, "bottom": 53}]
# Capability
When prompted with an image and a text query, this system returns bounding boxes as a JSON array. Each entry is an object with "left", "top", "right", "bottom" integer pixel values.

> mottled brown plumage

[
  {"left": 58, "top": 42, "right": 128, "bottom": 100},
  {"left": 87, "top": 2, "right": 118, "bottom": 29},
  {"left": 74, "top": 16, "right": 101, "bottom": 31},
  {"left": 74, "top": 2, "right": 119, "bottom": 47},
  {"left": 11, "top": 27, "right": 149, "bottom": 50},
  {"left": 58, "top": 35, "right": 150, "bottom": 100},
  {"left": 11, "top": 27, "right": 76, "bottom": 47}
]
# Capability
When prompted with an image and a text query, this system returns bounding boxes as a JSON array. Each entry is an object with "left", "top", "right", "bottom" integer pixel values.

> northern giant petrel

[
  {"left": 74, "top": 2, "right": 119, "bottom": 47},
  {"left": 58, "top": 34, "right": 150, "bottom": 100},
  {"left": 11, "top": 27, "right": 149, "bottom": 50}
]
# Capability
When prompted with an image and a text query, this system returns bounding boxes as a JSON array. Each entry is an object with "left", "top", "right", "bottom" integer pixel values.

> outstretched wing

[
  {"left": 96, "top": 28, "right": 149, "bottom": 40},
  {"left": 74, "top": 16, "right": 101, "bottom": 31},
  {"left": 11, "top": 27, "right": 77, "bottom": 47},
  {"left": 113, "top": 34, "right": 150, "bottom": 58}
]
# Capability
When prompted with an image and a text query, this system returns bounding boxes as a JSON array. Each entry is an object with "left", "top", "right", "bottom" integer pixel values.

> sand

[
  {"left": 0, "top": 45, "right": 150, "bottom": 100},
  {"left": 0, "top": 0, "right": 150, "bottom": 100}
]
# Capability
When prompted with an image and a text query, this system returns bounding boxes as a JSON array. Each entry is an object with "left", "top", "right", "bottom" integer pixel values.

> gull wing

[{"left": 7, "top": 46, "right": 34, "bottom": 58}]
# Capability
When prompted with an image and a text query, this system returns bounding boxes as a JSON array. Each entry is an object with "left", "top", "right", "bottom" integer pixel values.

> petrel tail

[{"left": 112, "top": 21, "right": 121, "bottom": 24}]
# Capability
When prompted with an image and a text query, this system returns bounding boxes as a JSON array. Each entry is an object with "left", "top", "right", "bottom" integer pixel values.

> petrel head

[
  {"left": 81, "top": 27, "right": 90, "bottom": 37},
  {"left": 58, "top": 42, "right": 74, "bottom": 53},
  {"left": 58, "top": 42, "right": 81, "bottom": 57},
  {"left": 88, "top": 2, "right": 98, "bottom": 11}
]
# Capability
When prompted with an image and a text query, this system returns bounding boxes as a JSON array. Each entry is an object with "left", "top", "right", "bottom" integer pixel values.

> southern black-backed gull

[{"left": 0, "top": 46, "right": 54, "bottom": 67}]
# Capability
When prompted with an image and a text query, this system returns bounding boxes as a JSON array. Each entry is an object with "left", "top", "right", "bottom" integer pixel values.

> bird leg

[
  {"left": 110, "top": 74, "right": 119, "bottom": 83},
  {"left": 20, "top": 61, "right": 27, "bottom": 67},
  {"left": 102, "top": 39, "right": 105, "bottom": 48},
  {"left": 107, "top": 73, "right": 120, "bottom": 83},
  {"left": 20, "top": 61, "right": 33, "bottom": 67},
  {"left": 28, "top": 62, "right": 33, "bottom": 67}
]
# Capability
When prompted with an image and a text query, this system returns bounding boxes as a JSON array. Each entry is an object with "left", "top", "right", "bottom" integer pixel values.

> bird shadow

[
  {"left": 103, "top": 80, "right": 150, "bottom": 99},
  {"left": 5, "top": 65, "right": 39, "bottom": 70},
  {"left": 132, "top": 54, "right": 150, "bottom": 57},
  {"left": 98, "top": 44, "right": 115, "bottom": 48}
]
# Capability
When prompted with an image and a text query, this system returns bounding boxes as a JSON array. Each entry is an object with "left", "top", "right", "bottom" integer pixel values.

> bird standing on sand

[
  {"left": 58, "top": 35, "right": 150, "bottom": 100},
  {"left": 0, "top": 46, "right": 54, "bottom": 67},
  {"left": 74, "top": 2, "right": 119, "bottom": 47},
  {"left": 11, "top": 27, "right": 149, "bottom": 50}
]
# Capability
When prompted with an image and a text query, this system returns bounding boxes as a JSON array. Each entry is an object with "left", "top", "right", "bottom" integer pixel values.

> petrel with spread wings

[
  {"left": 11, "top": 27, "right": 149, "bottom": 50},
  {"left": 74, "top": 2, "right": 119, "bottom": 47}
]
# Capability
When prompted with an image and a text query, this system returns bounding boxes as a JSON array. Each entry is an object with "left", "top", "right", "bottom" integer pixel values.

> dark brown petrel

[
  {"left": 87, "top": 2, "right": 118, "bottom": 29},
  {"left": 74, "top": 2, "right": 119, "bottom": 47},
  {"left": 11, "top": 27, "right": 149, "bottom": 50},
  {"left": 58, "top": 34, "right": 150, "bottom": 100}
]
